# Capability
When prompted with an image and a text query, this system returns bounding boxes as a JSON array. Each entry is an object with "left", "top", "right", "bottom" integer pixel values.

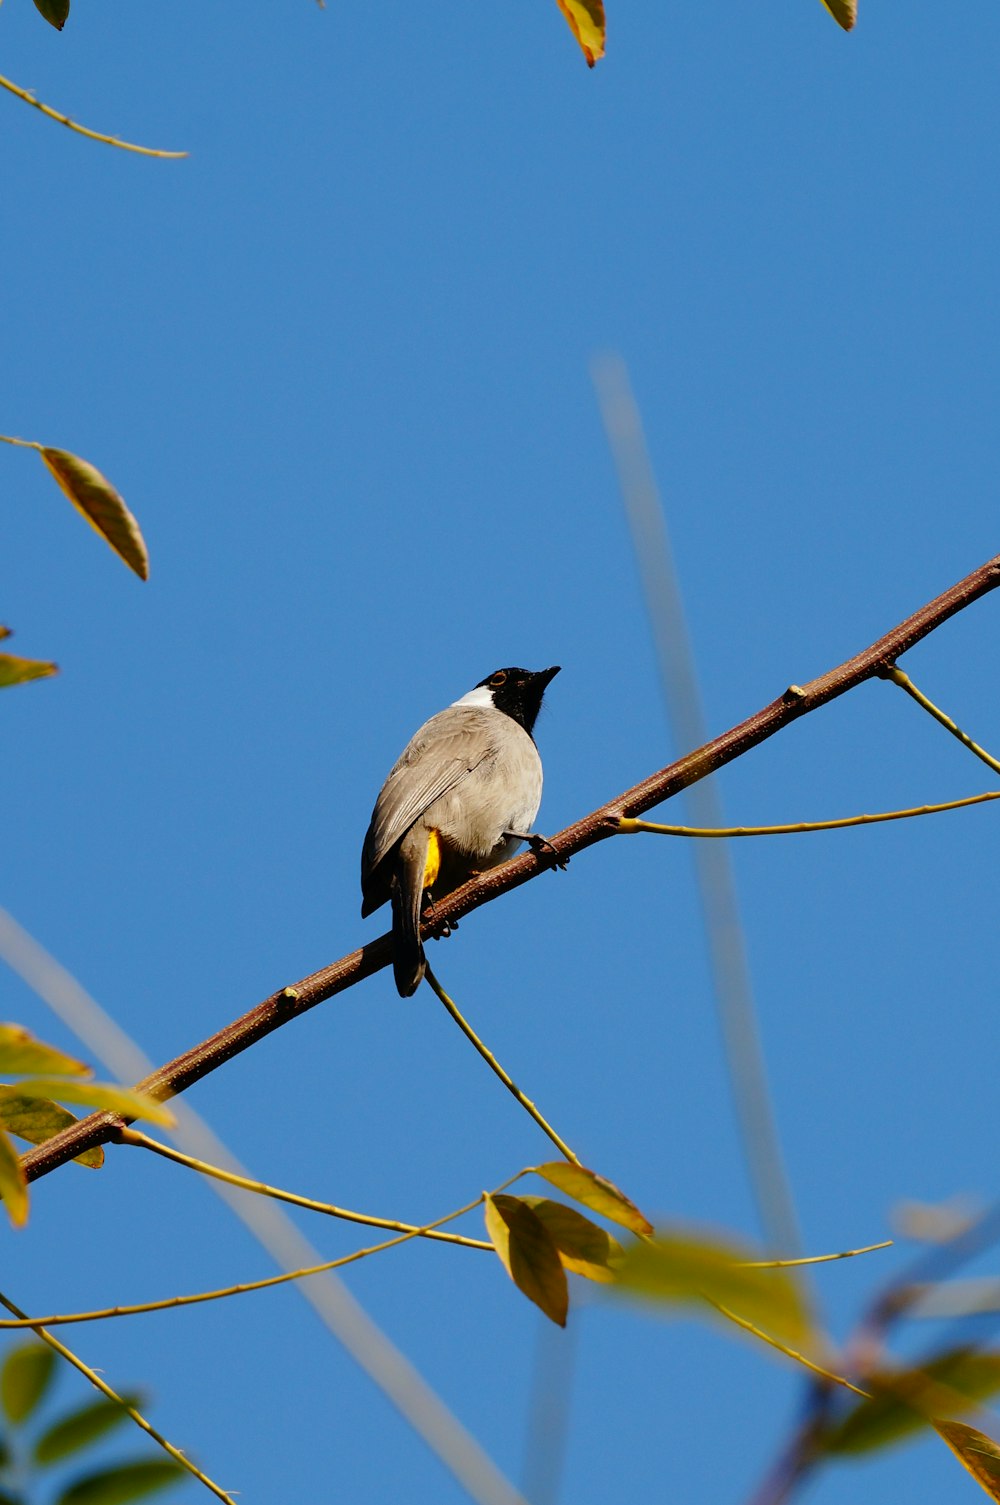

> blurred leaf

[
  {"left": 0, "top": 1090, "right": 103, "bottom": 1169},
  {"left": 40, "top": 449, "right": 148, "bottom": 581},
  {"left": 533, "top": 1163, "right": 652, "bottom": 1236},
  {"left": 615, "top": 1226, "right": 813, "bottom": 1349},
  {"left": 553, "top": 0, "right": 605, "bottom": 65},
  {"left": 934, "top": 1420, "right": 1000, "bottom": 1501},
  {"left": 484, "top": 1194, "right": 568, "bottom": 1327},
  {"left": 0, "top": 654, "right": 57, "bottom": 690},
  {"left": 0, "top": 1129, "right": 28, "bottom": 1228},
  {"left": 56, "top": 1460, "right": 184, "bottom": 1505},
  {"left": 34, "top": 1393, "right": 143, "bottom": 1465},
  {"left": 1, "top": 1343, "right": 56, "bottom": 1423},
  {"left": 32, "top": 0, "right": 70, "bottom": 28},
  {"left": 521, "top": 1197, "right": 623, "bottom": 1283},
  {"left": 0, "top": 1491, "right": 26, "bottom": 1505},
  {"left": 11, "top": 1080, "right": 174, "bottom": 1128},
  {"left": 818, "top": 0, "right": 857, "bottom": 30},
  {"left": 826, "top": 1349, "right": 1000, "bottom": 1456},
  {"left": 0, "top": 1027, "right": 88, "bottom": 1078},
  {"left": 893, "top": 1196, "right": 978, "bottom": 1245}
]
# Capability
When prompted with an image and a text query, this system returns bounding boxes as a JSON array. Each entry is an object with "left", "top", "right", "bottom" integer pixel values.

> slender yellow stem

[
  {"left": 0, "top": 433, "right": 42, "bottom": 453},
  {"left": 0, "top": 1184, "right": 527, "bottom": 1331},
  {"left": 706, "top": 1298, "right": 870, "bottom": 1399},
  {"left": 617, "top": 790, "right": 1000, "bottom": 839},
  {"left": 0, "top": 1289, "right": 234, "bottom": 1501},
  {"left": 119, "top": 1127, "right": 490, "bottom": 1250},
  {"left": 0, "top": 74, "right": 186, "bottom": 158},
  {"left": 424, "top": 964, "right": 581, "bottom": 1166},
  {"left": 886, "top": 667, "right": 1000, "bottom": 778},
  {"left": 740, "top": 1240, "right": 892, "bottom": 1269}
]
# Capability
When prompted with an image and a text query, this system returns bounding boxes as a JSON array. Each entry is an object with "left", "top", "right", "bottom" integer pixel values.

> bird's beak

[{"left": 537, "top": 665, "right": 561, "bottom": 688}]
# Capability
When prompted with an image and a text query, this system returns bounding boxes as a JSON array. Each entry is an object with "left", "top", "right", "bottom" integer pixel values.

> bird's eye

[{"left": 489, "top": 671, "right": 507, "bottom": 688}]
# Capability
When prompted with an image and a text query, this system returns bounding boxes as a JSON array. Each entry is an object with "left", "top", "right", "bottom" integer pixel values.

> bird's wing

[{"left": 361, "top": 711, "right": 496, "bottom": 903}]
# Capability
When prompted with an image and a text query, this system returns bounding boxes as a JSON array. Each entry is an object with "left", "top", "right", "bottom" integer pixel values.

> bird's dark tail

[{"left": 391, "top": 831, "right": 428, "bottom": 997}]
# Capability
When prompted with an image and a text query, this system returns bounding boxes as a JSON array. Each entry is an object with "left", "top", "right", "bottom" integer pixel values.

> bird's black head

[{"left": 476, "top": 666, "right": 560, "bottom": 737}]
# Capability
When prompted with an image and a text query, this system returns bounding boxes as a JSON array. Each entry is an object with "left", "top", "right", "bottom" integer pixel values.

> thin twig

[
  {"left": 0, "top": 1290, "right": 234, "bottom": 1501},
  {"left": 884, "top": 667, "right": 1000, "bottom": 778},
  {"left": 19, "top": 553, "right": 1000, "bottom": 1184},
  {"left": 119, "top": 1127, "right": 490, "bottom": 1249},
  {"left": 0, "top": 1185, "right": 517, "bottom": 1331},
  {"left": 740, "top": 1240, "right": 892, "bottom": 1269},
  {"left": 706, "top": 1299, "right": 869, "bottom": 1399},
  {"left": 0, "top": 73, "right": 186, "bottom": 158},
  {"left": 618, "top": 790, "right": 1000, "bottom": 839},
  {"left": 424, "top": 965, "right": 580, "bottom": 1165}
]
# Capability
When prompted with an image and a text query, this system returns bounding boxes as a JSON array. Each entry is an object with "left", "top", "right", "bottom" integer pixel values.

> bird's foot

[
  {"left": 504, "top": 830, "right": 569, "bottom": 871},
  {"left": 422, "top": 895, "right": 458, "bottom": 939}
]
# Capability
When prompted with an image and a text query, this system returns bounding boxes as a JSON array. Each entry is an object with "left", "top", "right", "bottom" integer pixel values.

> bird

[{"left": 361, "top": 666, "right": 560, "bottom": 997}]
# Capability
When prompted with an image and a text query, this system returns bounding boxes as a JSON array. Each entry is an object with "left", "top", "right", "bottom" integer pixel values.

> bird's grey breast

[{"left": 427, "top": 707, "right": 543, "bottom": 860}]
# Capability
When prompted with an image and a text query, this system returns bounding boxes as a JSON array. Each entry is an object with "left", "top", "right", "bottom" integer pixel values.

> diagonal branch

[{"left": 20, "top": 553, "right": 1000, "bottom": 1185}]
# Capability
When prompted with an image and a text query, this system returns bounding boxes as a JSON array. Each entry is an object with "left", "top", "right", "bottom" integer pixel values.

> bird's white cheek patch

[{"left": 451, "top": 685, "right": 495, "bottom": 709}]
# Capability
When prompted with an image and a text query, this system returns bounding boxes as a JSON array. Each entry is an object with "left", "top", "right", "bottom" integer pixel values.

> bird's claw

[
  {"left": 422, "top": 896, "right": 458, "bottom": 939},
  {"left": 525, "top": 833, "right": 569, "bottom": 871}
]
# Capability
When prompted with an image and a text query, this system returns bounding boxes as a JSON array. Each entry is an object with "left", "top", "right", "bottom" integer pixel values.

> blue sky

[{"left": 3, "top": 1, "right": 1000, "bottom": 1500}]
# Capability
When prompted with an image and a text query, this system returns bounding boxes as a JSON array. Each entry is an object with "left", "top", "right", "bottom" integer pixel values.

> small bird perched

[{"left": 361, "top": 666, "right": 560, "bottom": 997}]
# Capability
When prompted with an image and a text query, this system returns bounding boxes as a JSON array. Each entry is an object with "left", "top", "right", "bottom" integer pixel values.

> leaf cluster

[
  {"left": 0, "top": 1339, "right": 183, "bottom": 1505},
  {"left": 0, "top": 1027, "right": 172, "bottom": 1228}
]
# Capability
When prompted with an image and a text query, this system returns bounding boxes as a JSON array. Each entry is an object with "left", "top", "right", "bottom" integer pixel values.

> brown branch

[{"left": 21, "top": 553, "right": 1000, "bottom": 1185}]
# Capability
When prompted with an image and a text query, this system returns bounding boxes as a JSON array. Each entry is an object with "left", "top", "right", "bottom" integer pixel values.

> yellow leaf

[
  {"left": 521, "top": 1197, "right": 623, "bottom": 1282},
  {"left": 533, "top": 1162, "right": 653, "bottom": 1236},
  {"left": 0, "top": 653, "right": 57, "bottom": 689},
  {"left": 12, "top": 1078, "right": 174, "bottom": 1127},
  {"left": 0, "top": 1127, "right": 28, "bottom": 1228},
  {"left": 484, "top": 1193, "right": 568, "bottom": 1327},
  {"left": 818, "top": 0, "right": 857, "bottom": 31},
  {"left": 0, "top": 1025, "right": 89, "bottom": 1077},
  {"left": 0, "top": 1088, "right": 103, "bottom": 1168},
  {"left": 616, "top": 1226, "right": 814, "bottom": 1350},
  {"left": 40, "top": 448, "right": 149, "bottom": 580},
  {"left": 553, "top": 0, "right": 605, "bottom": 66},
  {"left": 934, "top": 1420, "right": 1000, "bottom": 1501}
]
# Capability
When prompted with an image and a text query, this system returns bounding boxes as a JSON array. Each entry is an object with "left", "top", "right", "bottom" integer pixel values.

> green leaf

[
  {"left": 0, "top": 1089, "right": 103, "bottom": 1168},
  {"left": 34, "top": 1394, "right": 143, "bottom": 1465},
  {"left": 0, "top": 1027, "right": 89, "bottom": 1078},
  {"left": 40, "top": 449, "right": 148, "bottom": 581},
  {"left": 533, "top": 1163, "right": 653, "bottom": 1236},
  {"left": 826, "top": 1349, "right": 1000, "bottom": 1456},
  {"left": 0, "top": 654, "right": 57, "bottom": 689},
  {"left": 818, "top": 0, "right": 857, "bottom": 29},
  {"left": 934, "top": 1420, "right": 1000, "bottom": 1501},
  {"left": 0, "top": 1128, "right": 28, "bottom": 1228},
  {"left": 11, "top": 1080, "right": 174, "bottom": 1128},
  {"left": 521, "top": 1197, "right": 623, "bottom": 1283},
  {"left": 614, "top": 1226, "right": 813, "bottom": 1349},
  {"left": 56, "top": 1460, "right": 184, "bottom": 1505},
  {"left": 1, "top": 1342, "right": 56, "bottom": 1423},
  {"left": 484, "top": 1194, "right": 568, "bottom": 1327},
  {"left": 32, "top": 0, "right": 70, "bottom": 29}
]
